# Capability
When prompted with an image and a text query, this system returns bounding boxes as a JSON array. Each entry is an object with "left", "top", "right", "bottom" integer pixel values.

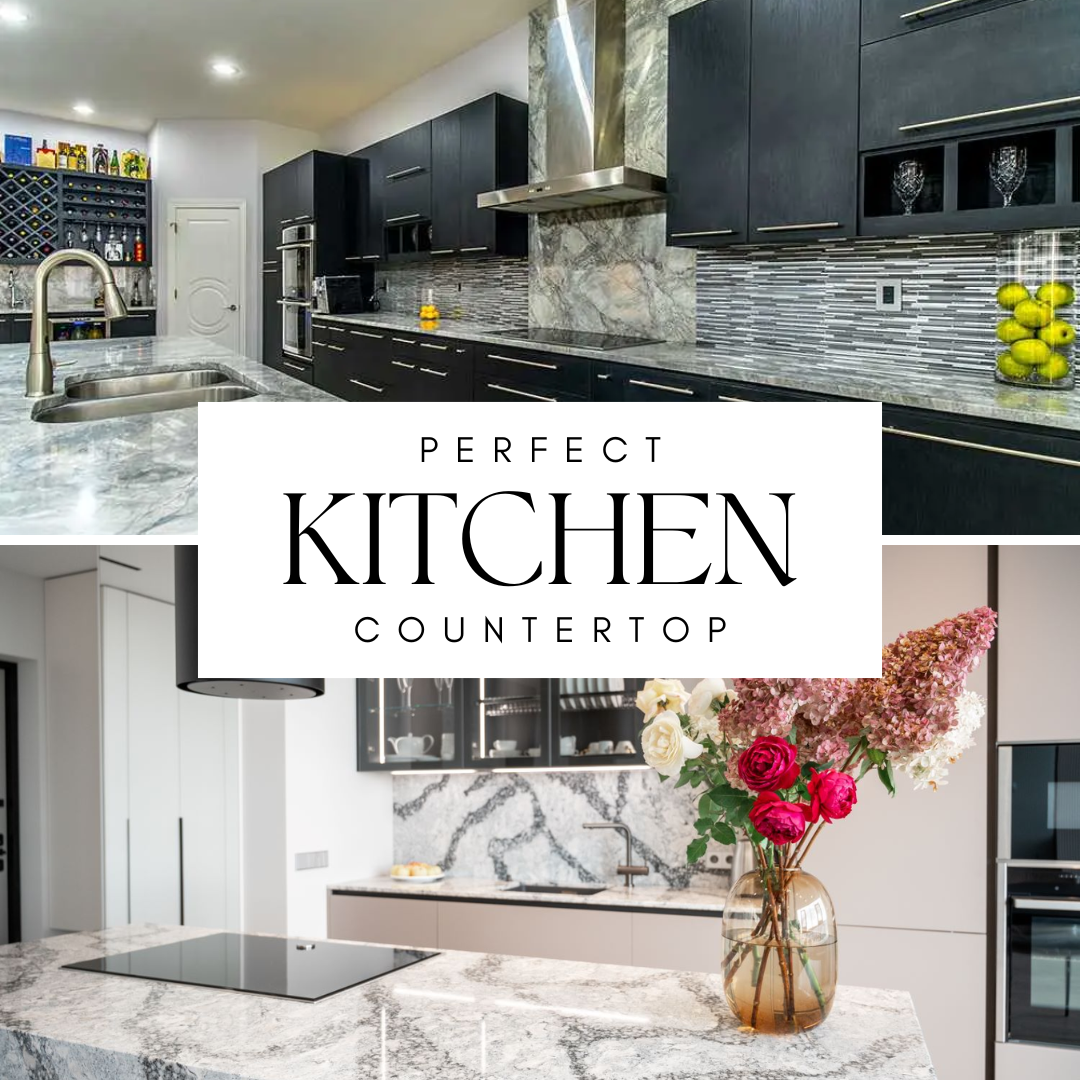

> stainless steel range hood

[{"left": 478, "top": 0, "right": 666, "bottom": 214}]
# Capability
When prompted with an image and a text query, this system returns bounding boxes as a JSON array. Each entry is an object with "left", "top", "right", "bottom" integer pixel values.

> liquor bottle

[
  {"left": 57, "top": 142, "right": 70, "bottom": 170},
  {"left": 131, "top": 273, "right": 142, "bottom": 307},
  {"left": 109, "top": 150, "right": 120, "bottom": 177},
  {"left": 93, "top": 144, "right": 109, "bottom": 175},
  {"left": 134, "top": 226, "right": 145, "bottom": 264}
]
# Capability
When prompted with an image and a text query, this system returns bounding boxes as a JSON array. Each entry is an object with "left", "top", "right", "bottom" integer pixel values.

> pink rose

[
  {"left": 749, "top": 792, "right": 808, "bottom": 846},
  {"left": 737, "top": 736, "right": 800, "bottom": 792},
  {"left": 806, "top": 769, "right": 858, "bottom": 824}
]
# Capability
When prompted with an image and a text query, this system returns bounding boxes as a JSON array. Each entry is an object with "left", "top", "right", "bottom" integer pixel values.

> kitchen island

[
  {"left": 0, "top": 924, "right": 935, "bottom": 1080},
  {"left": 0, "top": 336, "right": 334, "bottom": 535}
]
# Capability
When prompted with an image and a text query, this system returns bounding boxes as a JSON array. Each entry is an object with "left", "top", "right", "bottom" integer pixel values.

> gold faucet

[{"left": 26, "top": 250, "right": 128, "bottom": 399}]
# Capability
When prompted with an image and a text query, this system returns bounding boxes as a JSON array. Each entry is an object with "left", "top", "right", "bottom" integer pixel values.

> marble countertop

[
  {"left": 0, "top": 925, "right": 935, "bottom": 1080},
  {"left": 0, "top": 336, "right": 334, "bottom": 536},
  {"left": 315, "top": 311, "right": 1080, "bottom": 433},
  {"left": 331, "top": 877, "right": 726, "bottom": 914},
  {"left": 0, "top": 304, "right": 157, "bottom": 314}
]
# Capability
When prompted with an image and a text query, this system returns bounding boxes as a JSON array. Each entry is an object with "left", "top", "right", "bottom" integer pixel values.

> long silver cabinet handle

[
  {"left": 900, "top": 95, "right": 1080, "bottom": 133},
  {"left": 431, "top": 249, "right": 456, "bottom": 256},
  {"left": 756, "top": 222, "right": 842, "bottom": 232},
  {"left": 420, "top": 342, "right": 449, "bottom": 352},
  {"left": 392, "top": 360, "right": 416, "bottom": 370},
  {"left": 1013, "top": 898, "right": 1080, "bottom": 912},
  {"left": 883, "top": 426, "right": 1080, "bottom": 468},
  {"left": 393, "top": 337, "right": 418, "bottom": 345},
  {"left": 328, "top": 344, "right": 345, "bottom": 352},
  {"left": 350, "top": 331, "right": 385, "bottom": 340},
  {"left": 283, "top": 361, "right": 307, "bottom": 373},
  {"left": 350, "top": 379, "right": 385, "bottom": 394},
  {"left": 487, "top": 383, "right": 556, "bottom": 402},
  {"left": 386, "top": 213, "right": 422, "bottom": 225},
  {"left": 488, "top": 353, "right": 558, "bottom": 371},
  {"left": 716, "top": 394, "right": 746, "bottom": 402},
  {"left": 385, "top": 166, "right": 425, "bottom": 182},
  {"left": 902, "top": 0, "right": 989, "bottom": 19},
  {"left": 312, "top": 342, "right": 328, "bottom": 349},
  {"left": 420, "top": 367, "right": 448, "bottom": 378},
  {"left": 629, "top": 379, "right": 695, "bottom": 397},
  {"left": 460, "top": 246, "right": 489, "bottom": 253},
  {"left": 671, "top": 229, "right": 736, "bottom": 238}
]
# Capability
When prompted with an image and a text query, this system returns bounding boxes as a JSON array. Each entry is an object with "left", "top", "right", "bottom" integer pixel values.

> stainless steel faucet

[
  {"left": 25, "top": 250, "right": 128, "bottom": 399},
  {"left": 583, "top": 821, "right": 650, "bottom": 888}
]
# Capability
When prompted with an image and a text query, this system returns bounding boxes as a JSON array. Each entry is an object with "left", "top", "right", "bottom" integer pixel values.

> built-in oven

[
  {"left": 279, "top": 223, "right": 315, "bottom": 303},
  {"left": 280, "top": 299, "right": 312, "bottom": 361}
]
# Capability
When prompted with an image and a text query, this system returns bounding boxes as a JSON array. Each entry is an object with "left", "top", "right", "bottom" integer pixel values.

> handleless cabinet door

[
  {"left": 328, "top": 894, "right": 439, "bottom": 949},
  {"left": 748, "top": 0, "right": 859, "bottom": 241},
  {"left": 667, "top": 0, "right": 751, "bottom": 246},
  {"left": 430, "top": 111, "right": 462, "bottom": 254}
]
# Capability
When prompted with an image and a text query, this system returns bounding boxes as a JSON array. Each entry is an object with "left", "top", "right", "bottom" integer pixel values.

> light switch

[
  {"left": 876, "top": 279, "right": 903, "bottom": 312},
  {"left": 294, "top": 850, "right": 330, "bottom": 871}
]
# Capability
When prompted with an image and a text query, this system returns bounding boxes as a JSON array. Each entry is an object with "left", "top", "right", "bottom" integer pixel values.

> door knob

[{"left": 227, "top": 304, "right": 238, "bottom": 311}]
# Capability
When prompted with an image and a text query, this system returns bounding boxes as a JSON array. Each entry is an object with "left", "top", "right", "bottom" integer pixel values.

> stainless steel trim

[
  {"left": 328, "top": 326, "right": 346, "bottom": 333},
  {"left": 385, "top": 166, "right": 425, "bottom": 182},
  {"left": 420, "top": 342, "right": 449, "bottom": 352},
  {"left": 671, "top": 229, "right": 736, "bottom": 238},
  {"left": 392, "top": 337, "right": 417, "bottom": 346},
  {"left": 756, "top": 222, "right": 842, "bottom": 232},
  {"left": 386, "top": 213, "right": 422, "bottom": 225},
  {"left": 902, "top": 0, "right": 988, "bottom": 19},
  {"left": 717, "top": 394, "right": 746, "bottom": 402},
  {"left": 998, "top": 746, "right": 1013, "bottom": 861},
  {"left": 900, "top": 95, "right": 1080, "bottom": 133},
  {"left": 345, "top": 256, "right": 365, "bottom": 261},
  {"left": 362, "top": 255, "right": 380, "bottom": 260},
  {"left": 629, "top": 378, "right": 695, "bottom": 396},
  {"left": 486, "top": 383, "right": 557, "bottom": 402},
  {"left": 328, "top": 344, "right": 345, "bottom": 353},
  {"left": 312, "top": 341, "right": 327, "bottom": 349},
  {"left": 278, "top": 299, "right": 312, "bottom": 308},
  {"left": 420, "top": 367, "right": 448, "bottom": 377},
  {"left": 392, "top": 360, "right": 416, "bottom": 370},
  {"left": 1002, "top": 859, "right": 1080, "bottom": 870},
  {"left": 460, "top": 246, "right": 489, "bottom": 253},
  {"left": 350, "top": 330, "right": 385, "bottom": 340},
  {"left": 283, "top": 361, "right": 308, "bottom": 373},
  {"left": 349, "top": 378, "right": 385, "bottom": 394},
  {"left": 262, "top": 260, "right": 279, "bottom": 266},
  {"left": 280, "top": 217, "right": 296, "bottom": 225},
  {"left": 488, "top": 353, "right": 559, "bottom": 371},
  {"left": 277, "top": 242, "right": 313, "bottom": 251},
  {"left": 431, "top": 249, "right": 456, "bottom": 256},
  {"left": 996, "top": 862, "right": 1008, "bottom": 1043},
  {"left": 883, "top": 426, "right": 1080, "bottom": 468},
  {"left": 1013, "top": 897, "right": 1080, "bottom": 913},
  {"left": 478, "top": 165, "right": 667, "bottom": 214},
  {"left": 261, "top": 268, "right": 280, "bottom": 275}
]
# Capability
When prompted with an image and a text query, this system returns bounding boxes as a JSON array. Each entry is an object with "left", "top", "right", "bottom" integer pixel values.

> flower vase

[{"left": 721, "top": 864, "right": 837, "bottom": 1034}]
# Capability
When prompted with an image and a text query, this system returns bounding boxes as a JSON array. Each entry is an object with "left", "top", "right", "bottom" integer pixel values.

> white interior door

[
  {"left": 0, "top": 668, "right": 7, "bottom": 946},
  {"left": 169, "top": 203, "right": 244, "bottom": 354}
]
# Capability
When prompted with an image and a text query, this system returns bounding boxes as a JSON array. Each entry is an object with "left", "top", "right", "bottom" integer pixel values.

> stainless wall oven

[
  {"left": 280, "top": 299, "right": 311, "bottom": 361},
  {"left": 998, "top": 743, "right": 1080, "bottom": 1079},
  {"left": 279, "top": 223, "right": 315, "bottom": 303}
]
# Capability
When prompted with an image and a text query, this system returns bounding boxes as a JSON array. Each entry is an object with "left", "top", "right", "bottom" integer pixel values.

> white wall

[
  {"left": 320, "top": 19, "right": 530, "bottom": 154},
  {"left": 0, "top": 108, "right": 147, "bottom": 160},
  {"left": 0, "top": 567, "right": 47, "bottom": 943}
]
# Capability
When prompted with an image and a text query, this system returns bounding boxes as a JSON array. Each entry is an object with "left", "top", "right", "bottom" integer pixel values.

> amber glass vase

[{"left": 721, "top": 864, "right": 837, "bottom": 1034}]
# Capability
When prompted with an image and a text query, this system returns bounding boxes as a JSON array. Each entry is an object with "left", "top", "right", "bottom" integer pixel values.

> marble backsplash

[
  {"left": 393, "top": 769, "right": 731, "bottom": 890},
  {"left": 3, "top": 264, "right": 153, "bottom": 309}
]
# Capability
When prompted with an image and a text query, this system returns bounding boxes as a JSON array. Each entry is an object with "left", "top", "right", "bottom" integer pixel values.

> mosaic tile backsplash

[{"left": 393, "top": 769, "right": 731, "bottom": 890}]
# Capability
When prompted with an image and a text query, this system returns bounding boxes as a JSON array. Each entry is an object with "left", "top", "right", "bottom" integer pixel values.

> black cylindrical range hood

[{"left": 174, "top": 546, "right": 324, "bottom": 700}]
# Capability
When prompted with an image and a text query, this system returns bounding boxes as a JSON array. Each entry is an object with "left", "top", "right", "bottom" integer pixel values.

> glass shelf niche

[
  {"left": 863, "top": 146, "right": 945, "bottom": 219},
  {"left": 358, "top": 677, "right": 462, "bottom": 769},
  {"left": 958, "top": 129, "right": 1056, "bottom": 212},
  {"left": 468, "top": 677, "right": 547, "bottom": 765},
  {"left": 555, "top": 678, "right": 649, "bottom": 763}
]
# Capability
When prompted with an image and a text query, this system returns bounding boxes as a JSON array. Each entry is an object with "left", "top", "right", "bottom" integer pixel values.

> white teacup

[
  {"left": 560, "top": 736, "right": 578, "bottom": 755},
  {"left": 493, "top": 739, "right": 518, "bottom": 752},
  {"left": 595, "top": 740, "right": 614, "bottom": 755},
  {"left": 615, "top": 740, "right": 636, "bottom": 755}
]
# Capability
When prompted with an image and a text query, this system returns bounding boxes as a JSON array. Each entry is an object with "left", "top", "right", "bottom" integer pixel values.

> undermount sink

[
  {"left": 34, "top": 371, "right": 258, "bottom": 424},
  {"left": 506, "top": 884, "right": 608, "bottom": 896}
]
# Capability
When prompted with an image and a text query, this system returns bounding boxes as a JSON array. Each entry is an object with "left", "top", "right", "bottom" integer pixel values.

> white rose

[
  {"left": 686, "top": 679, "right": 733, "bottom": 724},
  {"left": 641, "top": 711, "right": 704, "bottom": 773},
  {"left": 636, "top": 678, "right": 689, "bottom": 721}
]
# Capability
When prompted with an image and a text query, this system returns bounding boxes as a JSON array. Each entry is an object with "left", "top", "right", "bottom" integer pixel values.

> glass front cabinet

[{"left": 357, "top": 678, "right": 664, "bottom": 772}]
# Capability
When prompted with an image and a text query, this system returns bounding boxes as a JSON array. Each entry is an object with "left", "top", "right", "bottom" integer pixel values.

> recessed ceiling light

[
  {"left": 210, "top": 59, "right": 242, "bottom": 78},
  {"left": 73, "top": 102, "right": 95, "bottom": 116},
  {"left": 0, "top": 5, "right": 29, "bottom": 24}
]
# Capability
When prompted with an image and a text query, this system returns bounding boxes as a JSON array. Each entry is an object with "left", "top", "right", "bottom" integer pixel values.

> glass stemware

[
  {"left": 990, "top": 146, "right": 1027, "bottom": 209},
  {"left": 396, "top": 677, "right": 414, "bottom": 711},
  {"left": 892, "top": 160, "right": 925, "bottom": 216}
]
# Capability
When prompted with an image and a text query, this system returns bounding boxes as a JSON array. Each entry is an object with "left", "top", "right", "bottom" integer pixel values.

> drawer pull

[
  {"left": 312, "top": 341, "right": 328, "bottom": 349},
  {"left": 385, "top": 165, "right": 425, "bottom": 182},
  {"left": 393, "top": 337, "right": 418, "bottom": 346},
  {"left": 431, "top": 249, "right": 456, "bottom": 256},
  {"left": 350, "top": 330, "right": 385, "bottom": 340},
  {"left": 279, "top": 217, "right": 295, "bottom": 225},
  {"left": 261, "top": 268, "right": 280, "bottom": 275},
  {"left": 488, "top": 353, "right": 559, "bottom": 371},
  {"left": 883, "top": 426, "right": 1080, "bottom": 468},
  {"left": 670, "top": 229, "right": 736, "bottom": 239},
  {"left": 902, "top": 0, "right": 989, "bottom": 19},
  {"left": 345, "top": 256, "right": 366, "bottom": 261},
  {"left": 392, "top": 360, "right": 417, "bottom": 370},
  {"left": 420, "top": 342, "right": 449, "bottom": 352},
  {"left": 899, "top": 95, "right": 1080, "bottom": 133},
  {"left": 350, "top": 379, "right": 385, "bottom": 394},
  {"left": 1013, "top": 898, "right": 1080, "bottom": 913},
  {"left": 596, "top": 374, "right": 611, "bottom": 380},
  {"left": 328, "top": 344, "right": 346, "bottom": 353},
  {"left": 717, "top": 395, "right": 746, "bottom": 402},
  {"left": 362, "top": 255, "right": 381, "bottom": 260},
  {"left": 486, "top": 383, "right": 557, "bottom": 402},
  {"left": 386, "top": 213, "right": 423, "bottom": 225},
  {"left": 461, "top": 246, "right": 489, "bottom": 253},
  {"left": 283, "top": 361, "right": 307, "bottom": 373},
  {"left": 420, "top": 367, "right": 448, "bottom": 378},
  {"left": 756, "top": 222, "right": 842, "bottom": 233},
  {"left": 629, "top": 379, "right": 695, "bottom": 397},
  {"left": 328, "top": 326, "right": 346, "bottom": 333}
]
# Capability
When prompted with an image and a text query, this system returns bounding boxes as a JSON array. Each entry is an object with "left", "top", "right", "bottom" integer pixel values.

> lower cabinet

[
  {"left": 265, "top": 353, "right": 315, "bottom": 385},
  {"left": 111, "top": 312, "right": 158, "bottom": 337},
  {"left": 328, "top": 894, "right": 439, "bottom": 949}
]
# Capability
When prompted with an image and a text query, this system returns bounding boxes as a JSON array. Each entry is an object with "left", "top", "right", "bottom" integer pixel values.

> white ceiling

[
  {"left": 0, "top": 545, "right": 98, "bottom": 579},
  {"left": 0, "top": 0, "right": 536, "bottom": 134},
  {"left": 0, "top": 545, "right": 175, "bottom": 599}
]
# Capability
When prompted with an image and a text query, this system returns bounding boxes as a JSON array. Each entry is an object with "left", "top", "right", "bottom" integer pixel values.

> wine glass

[
  {"left": 892, "top": 160, "right": 925, "bottom": 216},
  {"left": 990, "top": 146, "right": 1027, "bottom": 208},
  {"left": 396, "top": 677, "right": 414, "bottom": 711}
]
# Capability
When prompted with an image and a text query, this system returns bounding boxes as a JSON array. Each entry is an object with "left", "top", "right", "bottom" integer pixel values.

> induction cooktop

[
  {"left": 64, "top": 933, "right": 438, "bottom": 1003},
  {"left": 489, "top": 327, "right": 664, "bottom": 351}
]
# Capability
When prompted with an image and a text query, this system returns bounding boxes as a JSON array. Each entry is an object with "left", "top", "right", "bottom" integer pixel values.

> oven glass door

[
  {"left": 281, "top": 302, "right": 311, "bottom": 360},
  {"left": 1009, "top": 898, "right": 1080, "bottom": 1047},
  {"left": 1010, "top": 744, "right": 1080, "bottom": 861},
  {"left": 281, "top": 243, "right": 314, "bottom": 302}
]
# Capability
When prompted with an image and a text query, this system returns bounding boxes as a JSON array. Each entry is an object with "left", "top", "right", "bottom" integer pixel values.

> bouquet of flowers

[{"left": 637, "top": 606, "right": 997, "bottom": 1033}]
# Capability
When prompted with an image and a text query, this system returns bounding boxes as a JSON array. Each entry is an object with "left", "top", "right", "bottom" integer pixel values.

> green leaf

[
  {"left": 878, "top": 762, "right": 897, "bottom": 797},
  {"left": 657, "top": 774, "right": 669, "bottom": 783},
  {"left": 694, "top": 817, "right": 713, "bottom": 835},
  {"left": 687, "top": 836, "right": 709, "bottom": 864},
  {"left": 857, "top": 757, "right": 875, "bottom": 781},
  {"left": 746, "top": 822, "right": 766, "bottom": 846},
  {"left": 711, "top": 821, "right": 738, "bottom": 846},
  {"left": 867, "top": 748, "right": 887, "bottom": 766},
  {"left": 787, "top": 724, "right": 798, "bottom": 746},
  {"left": 698, "top": 793, "right": 719, "bottom": 820},
  {"left": 674, "top": 772, "right": 691, "bottom": 789}
]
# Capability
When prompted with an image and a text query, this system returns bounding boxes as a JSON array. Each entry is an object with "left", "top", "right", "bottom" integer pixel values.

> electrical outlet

[{"left": 876, "top": 280, "right": 903, "bottom": 313}]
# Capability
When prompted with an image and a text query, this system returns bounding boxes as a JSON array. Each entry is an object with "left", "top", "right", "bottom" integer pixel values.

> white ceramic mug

[
  {"left": 388, "top": 733, "right": 434, "bottom": 757},
  {"left": 615, "top": 740, "right": 636, "bottom": 755},
  {"left": 596, "top": 740, "right": 614, "bottom": 754},
  {"left": 560, "top": 736, "right": 578, "bottom": 755},
  {"left": 493, "top": 739, "right": 518, "bottom": 752},
  {"left": 441, "top": 733, "right": 456, "bottom": 761}
]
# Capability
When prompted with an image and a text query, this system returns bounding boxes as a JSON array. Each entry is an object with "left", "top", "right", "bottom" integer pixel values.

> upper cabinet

[
  {"left": 381, "top": 122, "right": 433, "bottom": 229},
  {"left": 349, "top": 143, "right": 386, "bottom": 263},
  {"left": 263, "top": 151, "right": 349, "bottom": 271},
  {"left": 862, "top": 0, "right": 1027, "bottom": 46}
]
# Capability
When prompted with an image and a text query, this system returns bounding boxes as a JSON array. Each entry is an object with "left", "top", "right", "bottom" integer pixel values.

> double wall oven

[
  {"left": 998, "top": 743, "right": 1080, "bottom": 1078},
  {"left": 278, "top": 223, "right": 315, "bottom": 361}
]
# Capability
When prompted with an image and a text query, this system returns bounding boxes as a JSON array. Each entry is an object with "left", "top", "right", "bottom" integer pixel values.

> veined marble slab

[
  {"left": 315, "top": 311, "right": 1080, "bottom": 434},
  {"left": 0, "top": 925, "right": 935, "bottom": 1080},
  {"left": 330, "top": 876, "right": 726, "bottom": 914},
  {"left": 0, "top": 336, "right": 334, "bottom": 536}
]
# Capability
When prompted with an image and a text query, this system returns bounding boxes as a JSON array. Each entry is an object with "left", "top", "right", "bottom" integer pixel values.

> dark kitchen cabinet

[
  {"left": 8, "top": 313, "right": 32, "bottom": 343},
  {"left": 264, "top": 352, "right": 314, "bottom": 385},
  {"left": 667, "top": 0, "right": 751, "bottom": 247},
  {"left": 357, "top": 678, "right": 466, "bottom": 772},
  {"left": 262, "top": 267, "right": 282, "bottom": 366},
  {"left": 860, "top": 1, "right": 1080, "bottom": 151},
  {"left": 593, "top": 363, "right": 714, "bottom": 401},
  {"left": 389, "top": 334, "right": 472, "bottom": 401},
  {"left": 262, "top": 165, "right": 288, "bottom": 261},
  {"left": 475, "top": 343, "right": 590, "bottom": 398},
  {"left": 464, "top": 678, "right": 553, "bottom": 770},
  {"left": 430, "top": 111, "right": 462, "bottom": 255},
  {"left": 747, "top": 0, "right": 859, "bottom": 242},
  {"left": 350, "top": 142, "right": 386, "bottom": 263},
  {"left": 110, "top": 312, "right": 157, "bottom": 337},
  {"left": 861, "top": 0, "right": 1025, "bottom": 45},
  {"left": 313, "top": 321, "right": 394, "bottom": 401},
  {"left": 0, "top": 317, "right": 9, "bottom": 344},
  {"left": 381, "top": 123, "right": 433, "bottom": 226},
  {"left": 262, "top": 151, "right": 348, "bottom": 274}
]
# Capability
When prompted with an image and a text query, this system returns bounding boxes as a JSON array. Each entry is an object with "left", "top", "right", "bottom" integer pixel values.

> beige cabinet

[
  {"left": 328, "top": 893, "right": 438, "bottom": 949},
  {"left": 631, "top": 912, "right": 724, "bottom": 974}
]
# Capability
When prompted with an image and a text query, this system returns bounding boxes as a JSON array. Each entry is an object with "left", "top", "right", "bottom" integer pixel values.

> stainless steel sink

[
  {"left": 34, "top": 383, "right": 257, "bottom": 424},
  {"left": 506, "top": 884, "right": 608, "bottom": 896},
  {"left": 66, "top": 369, "right": 232, "bottom": 400}
]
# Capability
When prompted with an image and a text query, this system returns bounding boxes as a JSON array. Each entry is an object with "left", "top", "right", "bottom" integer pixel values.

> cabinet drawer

[
  {"left": 383, "top": 173, "right": 432, "bottom": 226},
  {"left": 314, "top": 351, "right": 395, "bottom": 401},
  {"left": 594, "top": 364, "right": 713, "bottom": 401},
  {"left": 475, "top": 378, "right": 585, "bottom": 403},
  {"left": 265, "top": 354, "right": 314, "bottom": 385},
  {"left": 861, "top": 0, "right": 1025, "bottom": 45},
  {"left": 476, "top": 345, "right": 589, "bottom": 396},
  {"left": 860, "top": 0, "right": 1080, "bottom": 149},
  {"left": 631, "top": 912, "right": 724, "bottom": 974},
  {"left": 328, "top": 893, "right": 438, "bottom": 949},
  {"left": 312, "top": 320, "right": 350, "bottom": 346}
]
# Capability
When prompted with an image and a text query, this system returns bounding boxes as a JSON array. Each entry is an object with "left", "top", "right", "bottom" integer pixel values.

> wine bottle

[{"left": 109, "top": 150, "right": 120, "bottom": 177}]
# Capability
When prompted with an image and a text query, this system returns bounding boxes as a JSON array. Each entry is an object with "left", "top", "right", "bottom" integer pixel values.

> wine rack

[{"left": 0, "top": 165, "right": 59, "bottom": 262}]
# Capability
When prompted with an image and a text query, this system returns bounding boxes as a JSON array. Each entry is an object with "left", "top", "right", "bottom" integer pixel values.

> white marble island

[
  {"left": 0, "top": 336, "right": 334, "bottom": 535},
  {"left": 0, "top": 925, "right": 935, "bottom": 1080}
]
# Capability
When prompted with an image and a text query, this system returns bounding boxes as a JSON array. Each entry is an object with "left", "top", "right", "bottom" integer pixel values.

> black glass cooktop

[
  {"left": 64, "top": 933, "right": 437, "bottom": 1003},
  {"left": 489, "top": 327, "right": 664, "bottom": 350}
]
